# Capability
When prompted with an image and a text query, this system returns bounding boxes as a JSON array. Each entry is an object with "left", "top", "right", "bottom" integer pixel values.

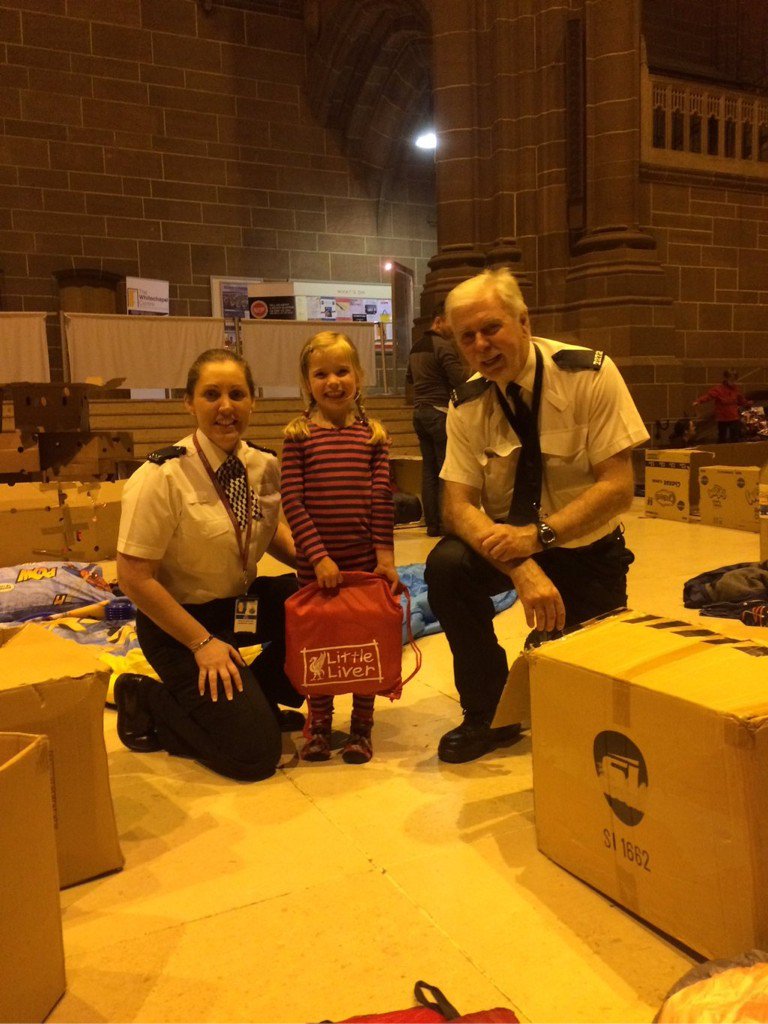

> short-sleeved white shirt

[
  {"left": 118, "top": 431, "right": 281, "bottom": 604},
  {"left": 440, "top": 337, "right": 649, "bottom": 548}
]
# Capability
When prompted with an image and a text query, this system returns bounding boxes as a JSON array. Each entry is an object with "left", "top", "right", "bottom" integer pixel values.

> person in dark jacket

[{"left": 405, "top": 302, "right": 467, "bottom": 536}]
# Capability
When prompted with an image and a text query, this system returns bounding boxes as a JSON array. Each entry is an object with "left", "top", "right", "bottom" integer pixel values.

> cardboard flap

[
  {"left": 492, "top": 652, "right": 530, "bottom": 728},
  {"left": 525, "top": 610, "right": 768, "bottom": 717},
  {"left": 0, "top": 624, "right": 106, "bottom": 689}
]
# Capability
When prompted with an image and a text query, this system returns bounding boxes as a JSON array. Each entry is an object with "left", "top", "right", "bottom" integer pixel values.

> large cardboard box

[
  {"left": 0, "top": 626, "right": 124, "bottom": 888},
  {"left": 60, "top": 479, "right": 125, "bottom": 561},
  {"left": 4, "top": 378, "right": 124, "bottom": 434},
  {"left": 644, "top": 448, "right": 714, "bottom": 521},
  {"left": 39, "top": 431, "right": 133, "bottom": 481},
  {"left": 0, "top": 430, "right": 40, "bottom": 475},
  {"left": 496, "top": 611, "right": 768, "bottom": 958},
  {"left": 0, "top": 732, "right": 66, "bottom": 1023},
  {"left": 6, "top": 382, "right": 92, "bottom": 433},
  {"left": 698, "top": 465, "right": 760, "bottom": 532},
  {"left": 0, "top": 482, "right": 70, "bottom": 565},
  {"left": 0, "top": 479, "right": 125, "bottom": 566}
]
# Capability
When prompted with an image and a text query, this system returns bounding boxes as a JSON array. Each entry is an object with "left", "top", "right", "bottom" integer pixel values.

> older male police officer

[{"left": 425, "top": 268, "right": 649, "bottom": 763}]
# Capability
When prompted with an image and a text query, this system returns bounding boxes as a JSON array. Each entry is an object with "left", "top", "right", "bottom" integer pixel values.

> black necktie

[
  {"left": 216, "top": 455, "right": 249, "bottom": 530},
  {"left": 505, "top": 382, "right": 542, "bottom": 526}
]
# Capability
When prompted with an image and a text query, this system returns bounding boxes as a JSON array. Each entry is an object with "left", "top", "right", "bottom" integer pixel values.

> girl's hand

[
  {"left": 315, "top": 556, "right": 342, "bottom": 589},
  {"left": 194, "top": 637, "right": 245, "bottom": 702},
  {"left": 374, "top": 562, "right": 401, "bottom": 594}
]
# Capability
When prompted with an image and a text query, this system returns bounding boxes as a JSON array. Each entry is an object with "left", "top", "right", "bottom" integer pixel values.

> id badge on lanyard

[{"left": 234, "top": 596, "right": 258, "bottom": 634}]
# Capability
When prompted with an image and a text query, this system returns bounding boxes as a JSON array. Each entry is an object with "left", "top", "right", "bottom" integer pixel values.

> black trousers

[
  {"left": 424, "top": 529, "right": 634, "bottom": 717},
  {"left": 717, "top": 420, "right": 740, "bottom": 442},
  {"left": 136, "top": 573, "right": 301, "bottom": 781},
  {"left": 413, "top": 405, "right": 448, "bottom": 532}
]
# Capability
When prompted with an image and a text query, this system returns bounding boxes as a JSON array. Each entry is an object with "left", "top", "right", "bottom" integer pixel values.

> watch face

[{"left": 539, "top": 522, "right": 557, "bottom": 546}]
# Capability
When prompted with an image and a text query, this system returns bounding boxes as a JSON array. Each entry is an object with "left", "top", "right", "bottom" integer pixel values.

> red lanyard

[{"left": 193, "top": 431, "right": 253, "bottom": 588}]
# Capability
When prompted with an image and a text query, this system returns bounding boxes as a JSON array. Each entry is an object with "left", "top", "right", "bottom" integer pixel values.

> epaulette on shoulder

[
  {"left": 451, "top": 378, "right": 492, "bottom": 407},
  {"left": 247, "top": 441, "right": 277, "bottom": 457},
  {"left": 147, "top": 445, "right": 186, "bottom": 465},
  {"left": 552, "top": 347, "right": 604, "bottom": 372}
]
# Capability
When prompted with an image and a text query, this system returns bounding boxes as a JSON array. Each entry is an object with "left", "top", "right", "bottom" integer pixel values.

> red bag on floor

[
  {"left": 284, "top": 571, "right": 420, "bottom": 700},
  {"left": 333, "top": 980, "right": 519, "bottom": 1022}
]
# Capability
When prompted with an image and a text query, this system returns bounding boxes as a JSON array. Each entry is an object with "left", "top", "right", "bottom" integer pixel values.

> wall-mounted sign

[{"left": 125, "top": 277, "right": 169, "bottom": 315}]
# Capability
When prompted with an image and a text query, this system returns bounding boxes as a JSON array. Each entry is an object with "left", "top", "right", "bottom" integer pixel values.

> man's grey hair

[{"left": 445, "top": 268, "right": 527, "bottom": 327}]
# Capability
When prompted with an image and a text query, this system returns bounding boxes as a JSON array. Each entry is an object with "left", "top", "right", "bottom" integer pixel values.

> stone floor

[{"left": 49, "top": 500, "right": 762, "bottom": 1023}]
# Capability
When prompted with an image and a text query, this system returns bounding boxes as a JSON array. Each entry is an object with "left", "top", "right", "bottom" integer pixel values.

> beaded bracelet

[{"left": 189, "top": 633, "right": 214, "bottom": 653}]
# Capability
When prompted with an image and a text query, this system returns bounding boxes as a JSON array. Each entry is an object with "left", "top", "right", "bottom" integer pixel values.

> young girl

[{"left": 281, "top": 331, "right": 399, "bottom": 764}]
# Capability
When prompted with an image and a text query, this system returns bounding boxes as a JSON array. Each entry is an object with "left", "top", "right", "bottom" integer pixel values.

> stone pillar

[
  {"left": 561, "top": 0, "right": 678, "bottom": 365},
  {"left": 420, "top": 1, "right": 531, "bottom": 318}
]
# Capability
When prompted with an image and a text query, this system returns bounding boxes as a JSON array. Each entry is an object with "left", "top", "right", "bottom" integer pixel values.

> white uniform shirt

[
  {"left": 440, "top": 337, "right": 649, "bottom": 548},
  {"left": 118, "top": 431, "right": 281, "bottom": 604}
]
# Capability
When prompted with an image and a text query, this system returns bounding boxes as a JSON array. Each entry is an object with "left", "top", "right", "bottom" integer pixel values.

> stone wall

[{"left": 0, "top": 0, "right": 436, "bottom": 375}]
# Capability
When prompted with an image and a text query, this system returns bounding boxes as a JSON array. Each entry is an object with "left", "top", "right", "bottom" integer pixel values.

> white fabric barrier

[
  {"left": 239, "top": 320, "right": 377, "bottom": 394},
  {"left": 64, "top": 313, "right": 226, "bottom": 388},
  {"left": 0, "top": 312, "right": 50, "bottom": 383}
]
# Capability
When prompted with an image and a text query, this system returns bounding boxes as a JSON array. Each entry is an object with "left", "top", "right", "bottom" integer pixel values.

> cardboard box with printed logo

[
  {"left": 494, "top": 610, "right": 768, "bottom": 958},
  {"left": 698, "top": 465, "right": 760, "bottom": 532},
  {"left": 0, "top": 732, "right": 66, "bottom": 1023},
  {"left": 644, "top": 448, "right": 714, "bottom": 522},
  {"left": 0, "top": 625, "right": 124, "bottom": 888}
]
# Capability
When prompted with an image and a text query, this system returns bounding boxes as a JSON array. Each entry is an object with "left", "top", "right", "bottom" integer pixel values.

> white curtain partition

[
  {"left": 64, "top": 313, "right": 227, "bottom": 388},
  {"left": 239, "top": 320, "right": 377, "bottom": 394},
  {"left": 0, "top": 312, "right": 51, "bottom": 383}
]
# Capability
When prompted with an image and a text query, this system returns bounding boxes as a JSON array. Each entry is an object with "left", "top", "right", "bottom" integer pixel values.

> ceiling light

[{"left": 415, "top": 131, "right": 437, "bottom": 150}]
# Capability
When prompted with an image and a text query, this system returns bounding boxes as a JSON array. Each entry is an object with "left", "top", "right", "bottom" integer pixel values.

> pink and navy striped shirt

[{"left": 280, "top": 421, "right": 395, "bottom": 587}]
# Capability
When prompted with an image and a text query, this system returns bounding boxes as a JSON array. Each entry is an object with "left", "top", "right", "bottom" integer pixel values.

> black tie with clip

[{"left": 493, "top": 344, "right": 544, "bottom": 527}]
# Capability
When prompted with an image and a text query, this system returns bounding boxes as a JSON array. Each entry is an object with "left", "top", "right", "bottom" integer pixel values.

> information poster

[{"left": 126, "top": 277, "right": 169, "bottom": 316}]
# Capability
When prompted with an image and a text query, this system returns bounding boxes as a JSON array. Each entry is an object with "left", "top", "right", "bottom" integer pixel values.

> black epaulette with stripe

[
  {"left": 552, "top": 347, "right": 604, "bottom": 372},
  {"left": 147, "top": 445, "right": 186, "bottom": 465},
  {"left": 451, "top": 378, "right": 492, "bottom": 407},
  {"left": 247, "top": 441, "right": 277, "bottom": 457}
]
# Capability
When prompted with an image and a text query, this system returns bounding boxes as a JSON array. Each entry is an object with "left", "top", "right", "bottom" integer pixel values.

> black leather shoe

[
  {"left": 114, "top": 674, "right": 163, "bottom": 753},
  {"left": 274, "top": 707, "right": 306, "bottom": 732},
  {"left": 438, "top": 714, "right": 521, "bottom": 764}
]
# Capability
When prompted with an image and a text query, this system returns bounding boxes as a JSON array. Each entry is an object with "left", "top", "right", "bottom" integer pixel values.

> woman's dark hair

[{"left": 185, "top": 348, "right": 255, "bottom": 398}]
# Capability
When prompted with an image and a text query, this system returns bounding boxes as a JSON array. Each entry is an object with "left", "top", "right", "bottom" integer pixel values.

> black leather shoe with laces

[
  {"left": 114, "top": 674, "right": 163, "bottom": 753},
  {"left": 437, "top": 714, "right": 521, "bottom": 764}
]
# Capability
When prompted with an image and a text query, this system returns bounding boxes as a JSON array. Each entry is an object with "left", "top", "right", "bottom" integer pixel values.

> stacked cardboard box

[
  {"left": 0, "top": 380, "right": 131, "bottom": 482},
  {"left": 0, "top": 479, "right": 124, "bottom": 567},
  {"left": 698, "top": 465, "right": 760, "bottom": 532},
  {"left": 643, "top": 448, "right": 714, "bottom": 521},
  {"left": 495, "top": 610, "right": 768, "bottom": 958}
]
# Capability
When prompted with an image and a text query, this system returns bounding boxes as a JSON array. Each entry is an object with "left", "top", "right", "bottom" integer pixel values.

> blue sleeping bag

[{"left": 398, "top": 562, "right": 516, "bottom": 643}]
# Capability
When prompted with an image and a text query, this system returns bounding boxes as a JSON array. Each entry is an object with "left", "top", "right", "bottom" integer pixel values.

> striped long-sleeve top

[{"left": 280, "top": 421, "right": 395, "bottom": 587}]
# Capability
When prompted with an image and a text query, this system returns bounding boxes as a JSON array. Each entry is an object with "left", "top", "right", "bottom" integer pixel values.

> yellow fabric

[{"left": 33, "top": 617, "right": 261, "bottom": 705}]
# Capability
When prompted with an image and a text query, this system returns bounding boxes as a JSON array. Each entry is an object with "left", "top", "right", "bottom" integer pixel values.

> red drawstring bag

[{"left": 284, "top": 571, "right": 421, "bottom": 700}]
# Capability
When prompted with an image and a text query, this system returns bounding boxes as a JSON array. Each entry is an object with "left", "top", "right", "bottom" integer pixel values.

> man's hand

[
  {"left": 510, "top": 559, "right": 566, "bottom": 633},
  {"left": 479, "top": 522, "right": 538, "bottom": 562}
]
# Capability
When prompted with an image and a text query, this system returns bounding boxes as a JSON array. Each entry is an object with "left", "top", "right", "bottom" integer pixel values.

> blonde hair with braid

[{"left": 283, "top": 331, "right": 388, "bottom": 446}]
